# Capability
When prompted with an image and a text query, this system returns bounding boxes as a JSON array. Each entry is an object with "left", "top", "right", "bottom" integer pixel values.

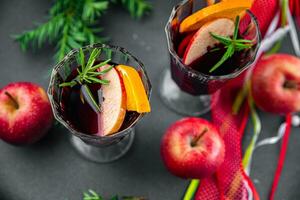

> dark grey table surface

[{"left": 1, "top": 0, "right": 300, "bottom": 200}]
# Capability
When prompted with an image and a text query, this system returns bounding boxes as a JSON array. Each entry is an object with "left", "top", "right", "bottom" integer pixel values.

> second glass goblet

[{"left": 160, "top": 0, "right": 261, "bottom": 116}]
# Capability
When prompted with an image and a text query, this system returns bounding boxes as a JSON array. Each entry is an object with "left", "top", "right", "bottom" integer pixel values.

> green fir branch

[
  {"left": 113, "top": 0, "right": 152, "bottom": 19},
  {"left": 14, "top": 14, "right": 65, "bottom": 51},
  {"left": 14, "top": 0, "right": 151, "bottom": 62},
  {"left": 83, "top": 0, "right": 109, "bottom": 22}
]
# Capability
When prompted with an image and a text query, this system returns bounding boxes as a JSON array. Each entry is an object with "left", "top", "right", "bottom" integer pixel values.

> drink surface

[
  {"left": 60, "top": 65, "right": 140, "bottom": 135},
  {"left": 166, "top": 0, "right": 259, "bottom": 95},
  {"left": 182, "top": 43, "right": 251, "bottom": 76},
  {"left": 170, "top": 33, "right": 251, "bottom": 95},
  {"left": 168, "top": 20, "right": 255, "bottom": 95}
]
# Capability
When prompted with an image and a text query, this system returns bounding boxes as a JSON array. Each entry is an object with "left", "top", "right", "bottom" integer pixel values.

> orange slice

[
  {"left": 221, "top": 0, "right": 254, "bottom": 3},
  {"left": 116, "top": 65, "right": 151, "bottom": 113},
  {"left": 179, "top": 0, "right": 252, "bottom": 33},
  {"left": 222, "top": 0, "right": 255, "bottom": 18}
]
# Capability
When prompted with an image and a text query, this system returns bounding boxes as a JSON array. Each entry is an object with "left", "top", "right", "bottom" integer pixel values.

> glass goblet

[
  {"left": 160, "top": 0, "right": 261, "bottom": 116},
  {"left": 48, "top": 43, "right": 152, "bottom": 163}
]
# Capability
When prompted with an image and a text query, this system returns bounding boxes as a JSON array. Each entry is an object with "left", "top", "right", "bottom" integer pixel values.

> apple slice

[
  {"left": 206, "top": 0, "right": 215, "bottom": 6},
  {"left": 183, "top": 18, "right": 234, "bottom": 66},
  {"left": 97, "top": 65, "right": 126, "bottom": 136},
  {"left": 177, "top": 33, "right": 194, "bottom": 58}
]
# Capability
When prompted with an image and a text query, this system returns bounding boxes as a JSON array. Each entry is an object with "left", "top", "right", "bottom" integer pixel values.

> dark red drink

[
  {"left": 60, "top": 67, "right": 140, "bottom": 135},
  {"left": 166, "top": 6, "right": 260, "bottom": 95}
]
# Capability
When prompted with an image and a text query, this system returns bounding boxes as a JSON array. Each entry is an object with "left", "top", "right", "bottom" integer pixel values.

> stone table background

[{"left": 0, "top": 0, "right": 300, "bottom": 199}]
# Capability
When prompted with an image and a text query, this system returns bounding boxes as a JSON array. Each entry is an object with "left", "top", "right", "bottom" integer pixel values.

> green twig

[
  {"left": 112, "top": 0, "right": 152, "bottom": 19},
  {"left": 183, "top": 179, "right": 200, "bottom": 200},
  {"left": 232, "top": 80, "right": 250, "bottom": 115},
  {"left": 242, "top": 94, "right": 262, "bottom": 172},
  {"left": 266, "top": 0, "right": 288, "bottom": 55}
]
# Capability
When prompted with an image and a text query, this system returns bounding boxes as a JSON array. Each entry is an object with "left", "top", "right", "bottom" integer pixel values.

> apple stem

[
  {"left": 4, "top": 91, "right": 19, "bottom": 109},
  {"left": 191, "top": 128, "right": 208, "bottom": 147},
  {"left": 284, "top": 80, "right": 299, "bottom": 89}
]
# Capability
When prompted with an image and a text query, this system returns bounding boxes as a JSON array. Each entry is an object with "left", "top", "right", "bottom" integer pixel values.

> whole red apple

[
  {"left": 0, "top": 82, "right": 53, "bottom": 145},
  {"left": 251, "top": 54, "right": 300, "bottom": 114},
  {"left": 160, "top": 117, "right": 225, "bottom": 179}
]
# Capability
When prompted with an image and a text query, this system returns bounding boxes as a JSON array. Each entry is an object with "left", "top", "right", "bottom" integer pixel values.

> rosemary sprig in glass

[
  {"left": 209, "top": 16, "right": 254, "bottom": 73},
  {"left": 59, "top": 48, "right": 113, "bottom": 112}
]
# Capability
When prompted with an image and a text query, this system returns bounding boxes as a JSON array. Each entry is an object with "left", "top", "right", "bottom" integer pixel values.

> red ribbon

[
  {"left": 194, "top": 0, "right": 298, "bottom": 199},
  {"left": 269, "top": 114, "right": 292, "bottom": 200},
  {"left": 196, "top": 74, "right": 260, "bottom": 200}
]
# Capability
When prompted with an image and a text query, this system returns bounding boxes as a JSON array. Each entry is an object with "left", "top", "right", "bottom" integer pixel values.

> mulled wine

[
  {"left": 60, "top": 67, "right": 140, "bottom": 135},
  {"left": 160, "top": 0, "right": 260, "bottom": 116},
  {"left": 48, "top": 44, "right": 152, "bottom": 163},
  {"left": 178, "top": 42, "right": 252, "bottom": 76},
  {"left": 170, "top": 32, "right": 254, "bottom": 95},
  {"left": 57, "top": 51, "right": 151, "bottom": 137},
  {"left": 165, "top": 1, "right": 260, "bottom": 95}
]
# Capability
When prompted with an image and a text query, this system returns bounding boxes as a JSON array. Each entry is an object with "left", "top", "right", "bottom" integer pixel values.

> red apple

[
  {"left": 251, "top": 54, "right": 300, "bottom": 114},
  {"left": 160, "top": 117, "right": 225, "bottom": 179},
  {"left": 0, "top": 82, "right": 53, "bottom": 145}
]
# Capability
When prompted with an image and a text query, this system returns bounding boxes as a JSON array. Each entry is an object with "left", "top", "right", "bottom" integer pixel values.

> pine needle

[{"left": 14, "top": 0, "right": 151, "bottom": 62}]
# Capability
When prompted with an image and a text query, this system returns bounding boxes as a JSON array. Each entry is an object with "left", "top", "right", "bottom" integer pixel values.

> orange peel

[
  {"left": 179, "top": 0, "right": 252, "bottom": 33},
  {"left": 116, "top": 65, "right": 151, "bottom": 113}
]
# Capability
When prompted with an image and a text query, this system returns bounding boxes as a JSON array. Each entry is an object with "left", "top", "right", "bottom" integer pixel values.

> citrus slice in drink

[
  {"left": 116, "top": 65, "right": 151, "bottom": 113},
  {"left": 179, "top": 0, "right": 252, "bottom": 33}
]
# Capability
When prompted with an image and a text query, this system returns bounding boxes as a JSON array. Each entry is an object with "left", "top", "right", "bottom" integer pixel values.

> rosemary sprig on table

[
  {"left": 14, "top": 0, "right": 151, "bottom": 62},
  {"left": 83, "top": 189, "right": 146, "bottom": 200},
  {"left": 59, "top": 48, "right": 113, "bottom": 112},
  {"left": 112, "top": 0, "right": 152, "bottom": 19},
  {"left": 209, "top": 16, "right": 254, "bottom": 73}
]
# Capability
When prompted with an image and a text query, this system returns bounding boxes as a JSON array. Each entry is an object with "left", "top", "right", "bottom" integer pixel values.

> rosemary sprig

[
  {"left": 59, "top": 48, "right": 113, "bottom": 112},
  {"left": 112, "top": 0, "right": 152, "bottom": 19},
  {"left": 14, "top": 0, "right": 151, "bottom": 62},
  {"left": 83, "top": 189, "right": 146, "bottom": 200},
  {"left": 84, "top": 190, "right": 104, "bottom": 200},
  {"left": 209, "top": 16, "right": 254, "bottom": 73}
]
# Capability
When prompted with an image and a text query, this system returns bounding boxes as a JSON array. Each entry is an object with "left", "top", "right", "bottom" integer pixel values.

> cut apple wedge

[
  {"left": 177, "top": 33, "right": 194, "bottom": 58},
  {"left": 206, "top": 0, "right": 215, "bottom": 6},
  {"left": 97, "top": 65, "right": 127, "bottom": 136},
  {"left": 116, "top": 65, "right": 151, "bottom": 113},
  {"left": 179, "top": 0, "right": 251, "bottom": 33},
  {"left": 183, "top": 18, "right": 234, "bottom": 66}
]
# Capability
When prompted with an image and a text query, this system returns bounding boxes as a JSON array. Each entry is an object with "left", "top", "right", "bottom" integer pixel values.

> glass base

[
  {"left": 159, "top": 69, "right": 213, "bottom": 116},
  {"left": 70, "top": 130, "right": 135, "bottom": 163}
]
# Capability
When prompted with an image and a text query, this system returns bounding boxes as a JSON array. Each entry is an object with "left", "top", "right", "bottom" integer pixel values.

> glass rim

[
  {"left": 47, "top": 43, "right": 152, "bottom": 141},
  {"left": 165, "top": 6, "right": 262, "bottom": 80}
]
